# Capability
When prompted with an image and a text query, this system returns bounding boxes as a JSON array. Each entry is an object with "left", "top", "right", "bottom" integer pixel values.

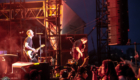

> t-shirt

[
  {"left": 23, "top": 37, "right": 33, "bottom": 51},
  {"left": 73, "top": 39, "right": 84, "bottom": 50},
  {"left": 72, "top": 39, "right": 85, "bottom": 60}
]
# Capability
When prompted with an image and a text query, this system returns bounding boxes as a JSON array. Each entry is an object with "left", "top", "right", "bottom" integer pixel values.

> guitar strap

[
  {"left": 23, "top": 46, "right": 30, "bottom": 62},
  {"left": 23, "top": 46, "right": 27, "bottom": 55}
]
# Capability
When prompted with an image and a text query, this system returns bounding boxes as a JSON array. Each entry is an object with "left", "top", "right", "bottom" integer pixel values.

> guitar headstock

[{"left": 41, "top": 44, "right": 45, "bottom": 47}]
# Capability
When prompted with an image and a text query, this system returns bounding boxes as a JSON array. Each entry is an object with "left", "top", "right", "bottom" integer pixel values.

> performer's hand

[
  {"left": 81, "top": 53, "right": 83, "bottom": 57},
  {"left": 35, "top": 50, "right": 38, "bottom": 53},
  {"left": 32, "top": 48, "right": 36, "bottom": 52},
  {"left": 35, "top": 54, "right": 38, "bottom": 56},
  {"left": 134, "top": 54, "right": 139, "bottom": 59},
  {"left": 32, "top": 48, "right": 38, "bottom": 52}
]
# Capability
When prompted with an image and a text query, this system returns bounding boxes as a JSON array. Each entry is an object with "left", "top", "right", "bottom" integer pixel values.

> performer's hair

[
  {"left": 26, "top": 29, "right": 32, "bottom": 35},
  {"left": 81, "top": 37, "right": 87, "bottom": 41}
]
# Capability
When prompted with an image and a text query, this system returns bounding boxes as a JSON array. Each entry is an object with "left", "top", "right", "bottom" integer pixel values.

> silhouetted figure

[
  {"left": 74, "top": 67, "right": 88, "bottom": 80},
  {"left": 60, "top": 69, "right": 69, "bottom": 80}
]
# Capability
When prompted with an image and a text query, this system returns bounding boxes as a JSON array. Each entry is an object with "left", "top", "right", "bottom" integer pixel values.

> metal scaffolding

[
  {"left": 44, "top": 0, "right": 62, "bottom": 65},
  {"left": 0, "top": 0, "right": 62, "bottom": 65},
  {"left": 96, "top": 0, "right": 110, "bottom": 65}
]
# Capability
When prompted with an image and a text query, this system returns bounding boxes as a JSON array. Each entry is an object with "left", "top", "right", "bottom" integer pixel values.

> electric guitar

[
  {"left": 26, "top": 44, "right": 45, "bottom": 60},
  {"left": 71, "top": 46, "right": 86, "bottom": 60},
  {"left": 78, "top": 49, "right": 85, "bottom": 59}
]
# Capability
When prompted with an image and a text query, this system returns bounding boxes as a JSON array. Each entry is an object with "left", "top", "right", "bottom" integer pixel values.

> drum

[{"left": 0, "top": 54, "right": 18, "bottom": 74}]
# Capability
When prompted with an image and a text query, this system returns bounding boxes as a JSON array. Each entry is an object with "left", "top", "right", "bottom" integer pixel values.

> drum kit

[{"left": 0, "top": 54, "right": 18, "bottom": 75}]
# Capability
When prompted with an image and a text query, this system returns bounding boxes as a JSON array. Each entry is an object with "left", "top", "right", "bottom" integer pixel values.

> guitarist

[
  {"left": 72, "top": 37, "right": 87, "bottom": 65},
  {"left": 23, "top": 29, "right": 38, "bottom": 62}
]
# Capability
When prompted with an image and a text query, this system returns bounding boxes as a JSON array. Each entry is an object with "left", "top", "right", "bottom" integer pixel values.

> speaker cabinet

[
  {"left": 12, "top": 62, "right": 50, "bottom": 80},
  {"left": 107, "top": 0, "right": 129, "bottom": 45}
]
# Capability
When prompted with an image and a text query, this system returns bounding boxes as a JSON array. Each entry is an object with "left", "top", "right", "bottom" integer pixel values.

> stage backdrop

[{"left": 62, "top": 1, "right": 86, "bottom": 34}]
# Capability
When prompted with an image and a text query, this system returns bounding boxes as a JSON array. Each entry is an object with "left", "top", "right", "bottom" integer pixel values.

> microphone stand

[
  {"left": 36, "top": 33, "right": 43, "bottom": 62},
  {"left": 134, "top": 42, "right": 137, "bottom": 66},
  {"left": 68, "top": 38, "right": 74, "bottom": 44},
  {"left": 36, "top": 33, "right": 42, "bottom": 62}
]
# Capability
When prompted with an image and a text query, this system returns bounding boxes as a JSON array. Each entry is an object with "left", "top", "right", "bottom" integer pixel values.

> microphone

[{"left": 36, "top": 33, "right": 43, "bottom": 35}]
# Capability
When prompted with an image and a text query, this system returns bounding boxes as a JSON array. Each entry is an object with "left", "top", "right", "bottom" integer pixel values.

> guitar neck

[
  {"left": 36, "top": 45, "right": 45, "bottom": 51},
  {"left": 36, "top": 47, "right": 41, "bottom": 51}
]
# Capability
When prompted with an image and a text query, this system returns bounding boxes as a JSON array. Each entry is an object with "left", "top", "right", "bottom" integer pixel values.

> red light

[{"left": 127, "top": 29, "right": 129, "bottom": 31}]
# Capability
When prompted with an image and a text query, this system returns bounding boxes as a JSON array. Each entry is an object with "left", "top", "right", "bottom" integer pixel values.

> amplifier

[{"left": 12, "top": 62, "right": 50, "bottom": 80}]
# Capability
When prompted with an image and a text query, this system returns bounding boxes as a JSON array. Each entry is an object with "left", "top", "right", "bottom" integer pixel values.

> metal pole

[
  {"left": 39, "top": 35, "right": 42, "bottom": 62},
  {"left": 134, "top": 42, "right": 137, "bottom": 66}
]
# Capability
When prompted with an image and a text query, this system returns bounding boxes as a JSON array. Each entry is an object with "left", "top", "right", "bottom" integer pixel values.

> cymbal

[{"left": 0, "top": 54, "right": 18, "bottom": 57}]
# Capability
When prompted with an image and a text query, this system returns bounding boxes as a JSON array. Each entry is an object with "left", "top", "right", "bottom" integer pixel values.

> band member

[
  {"left": 23, "top": 29, "right": 38, "bottom": 62},
  {"left": 72, "top": 37, "right": 87, "bottom": 65}
]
